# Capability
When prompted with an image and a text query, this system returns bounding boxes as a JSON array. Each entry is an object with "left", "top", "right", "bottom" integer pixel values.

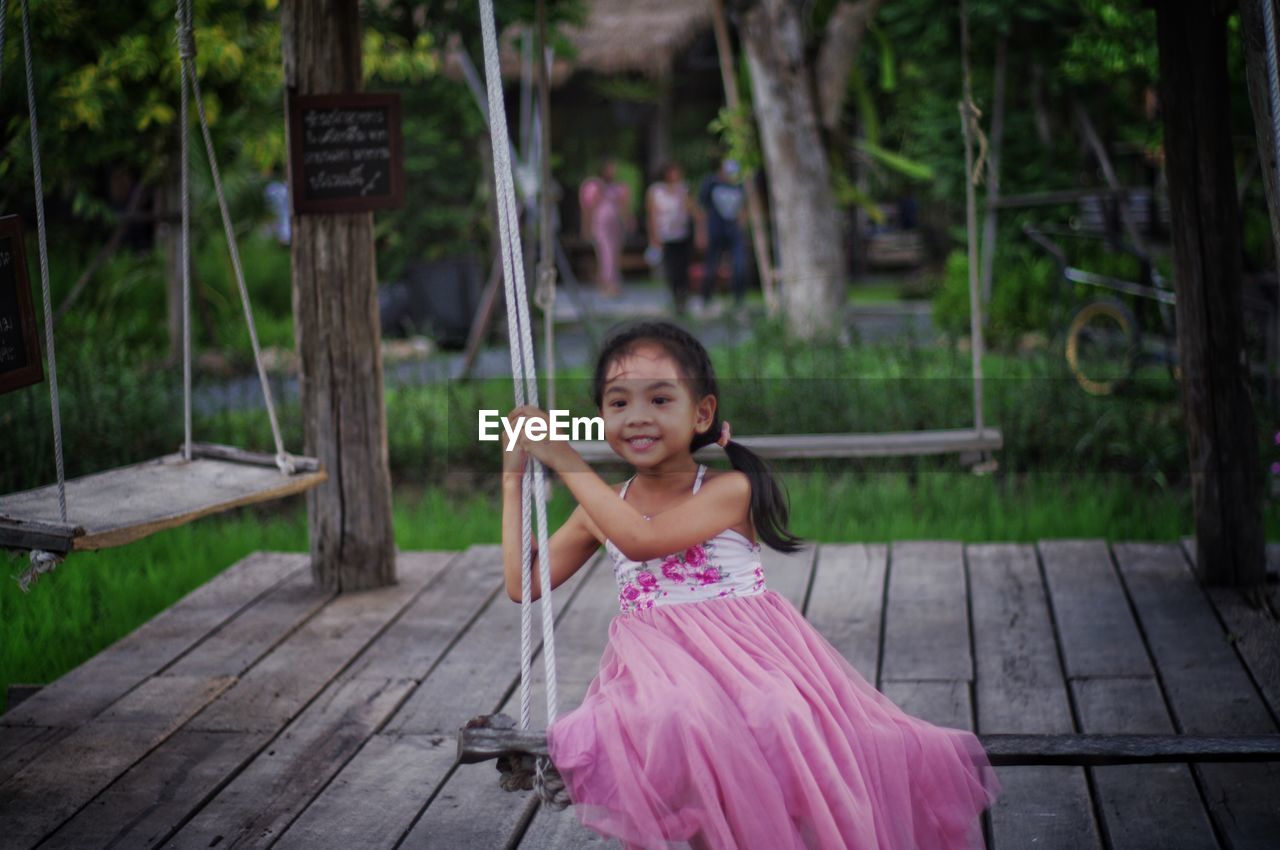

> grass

[{"left": 5, "top": 468, "right": 1273, "bottom": 714}]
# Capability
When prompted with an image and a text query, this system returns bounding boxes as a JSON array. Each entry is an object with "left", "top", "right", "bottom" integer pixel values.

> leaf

[{"left": 855, "top": 139, "right": 934, "bottom": 182}]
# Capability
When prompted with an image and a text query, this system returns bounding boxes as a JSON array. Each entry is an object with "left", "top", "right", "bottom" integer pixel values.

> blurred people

[
  {"left": 579, "top": 159, "right": 633, "bottom": 298},
  {"left": 646, "top": 161, "right": 697, "bottom": 315},
  {"left": 697, "top": 156, "right": 748, "bottom": 318}
]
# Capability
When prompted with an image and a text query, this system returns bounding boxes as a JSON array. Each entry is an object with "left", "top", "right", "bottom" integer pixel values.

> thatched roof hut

[{"left": 561, "top": 0, "right": 712, "bottom": 79}]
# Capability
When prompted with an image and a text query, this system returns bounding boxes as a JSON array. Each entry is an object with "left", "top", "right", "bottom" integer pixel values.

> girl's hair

[{"left": 592, "top": 320, "right": 803, "bottom": 554}]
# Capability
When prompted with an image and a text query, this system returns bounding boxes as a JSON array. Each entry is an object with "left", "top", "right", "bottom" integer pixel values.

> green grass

[{"left": 5, "top": 469, "right": 1273, "bottom": 714}]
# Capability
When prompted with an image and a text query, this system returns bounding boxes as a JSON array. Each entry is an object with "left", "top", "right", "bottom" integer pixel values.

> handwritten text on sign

[
  {"left": 0, "top": 214, "right": 44, "bottom": 395},
  {"left": 289, "top": 93, "right": 405, "bottom": 214}
]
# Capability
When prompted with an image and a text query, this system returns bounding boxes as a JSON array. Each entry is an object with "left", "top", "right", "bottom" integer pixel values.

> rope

[
  {"left": 177, "top": 0, "right": 193, "bottom": 461},
  {"left": 176, "top": 1, "right": 295, "bottom": 475},
  {"left": 16, "top": 550, "right": 64, "bottom": 593},
  {"left": 20, "top": 0, "right": 68, "bottom": 522},
  {"left": 479, "top": 0, "right": 566, "bottom": 808}
]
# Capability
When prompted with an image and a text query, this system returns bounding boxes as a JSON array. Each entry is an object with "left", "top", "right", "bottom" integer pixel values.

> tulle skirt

[{"left": 546, "top": 590, "right": 999, "bottom": 850}]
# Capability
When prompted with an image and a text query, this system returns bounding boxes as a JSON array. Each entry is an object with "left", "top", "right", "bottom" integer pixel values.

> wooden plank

[
  {"left": 760, "top": 542, "right": 815, "bottom": 611},
  {"left": 1073, "top": 679, "right": 1221, "bottom": 848},
  {"left": 0, "top": 551, "right": 305, "bottom": 729},
  {"left": 35, "top": 551, "right": 460, "bottom": 850},
  {"left": 437, "top": 557, "right": 619, "bottom": 850},
  {"left": 881, "top": 680, "right": 971, "bottom": 730},
  {"left": 185, "top": 553, "right": 444, "bottom": 734},
  {"left": 170, "top": 675, "right": 420, "bottom": 849},
  {"left": 881, "top": 541, "right": 971, "bottom": 682},
  {"left": 270, "top": 552, "right": 605, "bottom": 850},
  {"left": 0, "top": 674, "right": 233, "bottom": 849},
  {"left": 0, "top": 455, "right": 326, "bottom": 551},
  {"left": 805, "top": 543, "right": 887, "bottom": 681},
  {"left": 1041, "top": 539, "right": 1218, "bottom": 849},
  {"left": 969, "top": 543, "right": 1101, "bottom": 850},
  {"left": 38, "top": 730, "right": 271, "bottom": 850},
  {"left": 0, "top": 726, "right": 61, "bottom": 784},
  {"left": 188, "top": 442, "right": 321, "bottom": 473},
  {"left": 569, "top": 428, "right": 1003, "bottom": 462},
  {"left": 1182, "top": 538, "right": 1280, "bottom": 722},
  {"left": 163, "top": 568, "right": 334, "bottom": 678},
  {"left": 1039, "top": 539, "right": 1149, "bottom": 678},
  {"left": 1115, "top": 542, "right": 1280, "bottom": 849}
]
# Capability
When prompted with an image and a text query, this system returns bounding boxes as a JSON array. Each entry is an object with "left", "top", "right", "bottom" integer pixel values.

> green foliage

[
  {"left": 931, "top": 242, "right": 1058, "bottom": 346},
  {"left": 708, "top": 102, "right": 762, "bottom": 176}
]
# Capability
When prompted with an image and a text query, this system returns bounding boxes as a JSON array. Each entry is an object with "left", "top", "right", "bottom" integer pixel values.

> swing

[
  {"left": 457, "top": 0, "right": 1280, "bottom": 807},
  {"left": 0, "top": 0, "right": 325, "bottom": 576}
]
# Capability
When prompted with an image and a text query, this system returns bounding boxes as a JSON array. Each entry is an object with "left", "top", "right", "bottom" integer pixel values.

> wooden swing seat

[
  {"left": 458, "top": 713, "right": 1280, "bottom": 769},
  {"left": 0, "top": 443, "right": 326, "bottom": 553},
  {"left": 569, "top": 428, "right": 1003, "bottom": 463}
]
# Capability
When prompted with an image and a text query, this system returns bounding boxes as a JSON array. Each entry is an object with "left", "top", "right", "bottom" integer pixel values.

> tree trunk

[
  {"left": 1238, "top": 0, "right": 1280, "bottom": 266},
  {"left": 282, "top": 0, "right": 396, "bottom": 592},
  {"left": 738, "top": 0, "right": 846, "bottom": 338},
  {"left": 1154, "top": 0, "right": 1264, "bottom": 587}
]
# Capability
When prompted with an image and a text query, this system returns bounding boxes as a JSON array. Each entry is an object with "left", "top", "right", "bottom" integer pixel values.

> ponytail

[{"left": 691, "top": 425, "right": 804, "bottom": 554}]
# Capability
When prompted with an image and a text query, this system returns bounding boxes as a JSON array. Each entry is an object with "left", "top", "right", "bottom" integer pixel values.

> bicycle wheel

[{"left": 1065, "top": 299, "right": 1141, "bottom": 395}]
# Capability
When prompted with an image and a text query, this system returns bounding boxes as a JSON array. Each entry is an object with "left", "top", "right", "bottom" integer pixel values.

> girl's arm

[
  {"left": 507, "top": 406, "right": 752, "bottom": 562},
  {"left": 502, "top": 466, "right": 603, "bottom": 603}
]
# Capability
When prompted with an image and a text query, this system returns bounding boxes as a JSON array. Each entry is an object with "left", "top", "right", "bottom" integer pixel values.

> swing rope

[
  {"left": 16, "top": 0, "right": 67, "bottom": 524},
  {"left": 6, "top": 0, "right": 306, "bottom": 590},
  {"left": 478, "top": 0, "right": 568, "bottom": 809},
  {"left": 175, "top": 0, "right": 293, "bottom": 474}
]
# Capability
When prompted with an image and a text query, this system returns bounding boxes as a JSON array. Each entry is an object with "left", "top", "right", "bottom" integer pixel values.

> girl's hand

[{"left": 504, "top": 405, "right": 584, "bottom": 473}]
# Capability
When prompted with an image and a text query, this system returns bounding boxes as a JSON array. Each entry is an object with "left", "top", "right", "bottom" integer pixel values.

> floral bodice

[{"left": 605, "top": 465, "right": 767, "bottom": 614}]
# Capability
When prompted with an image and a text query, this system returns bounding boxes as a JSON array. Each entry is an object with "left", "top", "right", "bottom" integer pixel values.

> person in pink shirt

[{"left": 579, "top": 159, "right": 634, "bottom": 298}]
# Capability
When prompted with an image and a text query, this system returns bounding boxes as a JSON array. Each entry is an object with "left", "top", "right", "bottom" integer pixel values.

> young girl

[{"left": 501, "top": 321, "right": 999, "bottom": 849}]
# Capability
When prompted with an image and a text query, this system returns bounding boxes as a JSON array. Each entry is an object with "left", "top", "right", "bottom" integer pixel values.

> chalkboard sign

[
  {"left": 0, "top": 215, "right": 43, "bottom": 395},
  {"left": 288, "top": 92, "right": 405, "bottom": 215}
]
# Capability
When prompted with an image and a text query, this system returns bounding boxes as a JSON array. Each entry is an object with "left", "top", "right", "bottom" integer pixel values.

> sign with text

[
  {"left": 0, "top": 215, "right": 43, "bottom": 395},
  {"left": 288, "top": 92, "right": 405, "bottom": 214}
]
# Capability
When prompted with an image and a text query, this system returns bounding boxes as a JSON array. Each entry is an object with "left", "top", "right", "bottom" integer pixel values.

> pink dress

[{"left": 546, "top": 465, "right": 1000, "bottom": 850}]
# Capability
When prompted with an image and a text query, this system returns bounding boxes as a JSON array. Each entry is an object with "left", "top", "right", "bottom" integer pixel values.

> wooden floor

[{"left": 1, "top": 540, "right": 1277, "bottom": 849}]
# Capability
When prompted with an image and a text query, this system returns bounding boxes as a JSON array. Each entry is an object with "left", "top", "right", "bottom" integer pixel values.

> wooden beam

[
  {"left": 282, "top": 0, "right": 397, "bottom": 592},
  {"left": 568, "top": 428, "right": 1003, "bottom": 463},
  {"left": 1154, "top": 0, "right": 1266, "bottom": 585},
  {"left": 458, "top": 715, "right": 1280, "bottom": 767}
]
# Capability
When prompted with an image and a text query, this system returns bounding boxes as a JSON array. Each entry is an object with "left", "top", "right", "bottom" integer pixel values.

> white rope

[
  {"left": 20, "top": 0, "right": 67, "bottom": 522},
  {"left": 176, "top": 2, "right": 295, "bottom": 475},
  {"left": 177, "top": 0, "right": 193, "bottom": 461},
  {"left": 16, "top": 550, "right": 63, "bottom": 593},
  {"left": 479, "top": 0, "right": 562, "bottom": 802}
]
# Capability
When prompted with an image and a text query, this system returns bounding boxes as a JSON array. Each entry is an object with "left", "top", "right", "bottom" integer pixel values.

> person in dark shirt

[{"left": 696, "top": 157, "right": 749, "bottom": 318}]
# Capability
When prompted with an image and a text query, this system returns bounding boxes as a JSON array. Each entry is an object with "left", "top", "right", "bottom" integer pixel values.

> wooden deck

[{"left": 1, "top": 540, "right": 1277, "bottom": 849}]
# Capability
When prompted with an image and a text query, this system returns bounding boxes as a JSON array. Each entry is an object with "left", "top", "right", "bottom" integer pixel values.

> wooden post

[
  {"left": 281, "top": 0, "right": 396, "bottom": 591},
  {"left": 1153, "top": 0, "right": 1265, "bottom": 587},
  {"left": 709, "top": 0, "right": 777, "bottom": 314}
]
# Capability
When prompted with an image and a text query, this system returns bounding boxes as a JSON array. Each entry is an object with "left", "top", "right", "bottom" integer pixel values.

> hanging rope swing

[
  {"left": 0, "top": 0, "right": 325, "bottom": 584},
  {"left": 454, "top": 0, "right": 570, "bottom": 810}
]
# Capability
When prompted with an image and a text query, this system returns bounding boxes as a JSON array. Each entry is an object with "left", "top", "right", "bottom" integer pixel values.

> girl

[
  {"left": 579, "top": 159, "right": 634, "bottom": 298},
  {"left": 501, "top": 321, "right": 999, "bottom": 849}
]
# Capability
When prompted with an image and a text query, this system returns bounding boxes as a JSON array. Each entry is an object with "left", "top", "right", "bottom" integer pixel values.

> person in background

[
  {"left": 646, "top": 161, "right": 698, "bottom": 316},
  {"left": 696, "top": 156, "right": 749, "bottom": 320},
  {"left": 579, "top": 159, "right": 633, "bottom": 298}
]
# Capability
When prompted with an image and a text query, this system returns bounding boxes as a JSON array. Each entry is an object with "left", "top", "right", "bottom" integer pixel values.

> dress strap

[
  {"left": 620, "top": 476, "right": 635, "bottom": 499},
  {"left": 692, "top": 464, "right": 707, "bottom": 494}
]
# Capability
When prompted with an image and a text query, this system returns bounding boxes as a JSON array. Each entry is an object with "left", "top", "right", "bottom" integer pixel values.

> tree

[{"left": 731, "top": 0, "right": 885, "bottom": 339}]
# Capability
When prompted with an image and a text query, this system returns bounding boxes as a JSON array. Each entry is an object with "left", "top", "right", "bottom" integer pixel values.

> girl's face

[{"left": 600, "top": 342, "right": 715, "bottom": 469}]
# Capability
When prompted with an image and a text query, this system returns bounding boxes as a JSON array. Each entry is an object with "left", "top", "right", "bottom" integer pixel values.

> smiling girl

[{"left": 501, "top": 320, "right": 998, "bottom": 849}]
